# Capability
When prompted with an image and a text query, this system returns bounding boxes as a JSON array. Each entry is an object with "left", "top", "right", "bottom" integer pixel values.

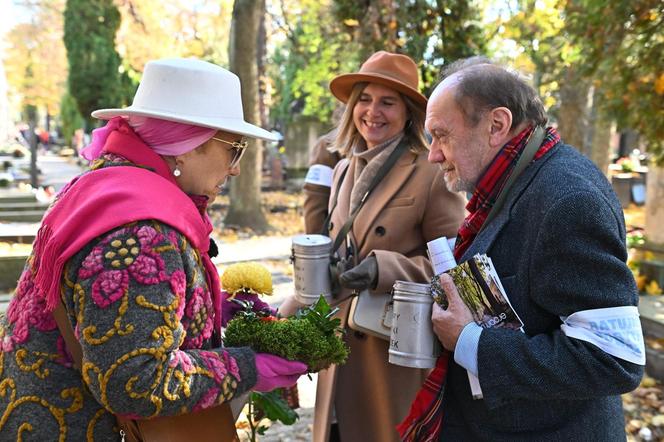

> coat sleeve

[
  {"left": 373, "top": 169, "right": 465, "bottom": 293},
  {"left": 303, "top": 183, "right": 333, "bottom": 235},
  {"left": 65, "top": 220, "right": 257, "bottom": 418},
  {"left": 476, "top": 191, "right": 643, "bottom": 409},
  {"left": 303, "top": 137, "right": 341, "bottom": 234}
]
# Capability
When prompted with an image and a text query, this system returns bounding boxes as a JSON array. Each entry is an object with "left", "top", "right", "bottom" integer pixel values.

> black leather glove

[{"left": 339, "top": 256, "right": 378, "bottom": 290}]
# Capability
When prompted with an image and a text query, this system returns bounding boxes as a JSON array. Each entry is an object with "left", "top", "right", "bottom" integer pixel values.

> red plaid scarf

[
  {"left": 396, "top": 125, "right": 560, "bottom": 441},
  {"left": 455, "top": 125, "right": 560, "bottom": 259}
]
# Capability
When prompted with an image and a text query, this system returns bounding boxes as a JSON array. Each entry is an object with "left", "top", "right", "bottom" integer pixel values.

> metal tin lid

[
  {"left": 392, "top": 280, "right": 430, "bottom": 296},
  {"left": 292, "top": 234, "right": 332, "bottom": 255}
]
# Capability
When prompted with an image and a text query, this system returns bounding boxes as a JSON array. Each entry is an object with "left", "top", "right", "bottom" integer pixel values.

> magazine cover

[
  {"left": 433, "top": 254, "right": 524, "bottom": 331},
  {"left": 427, "top": 238, "right": 524, "bottom": 399}
]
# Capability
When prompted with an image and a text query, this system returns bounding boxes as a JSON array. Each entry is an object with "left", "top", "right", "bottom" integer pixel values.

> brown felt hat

[{"left": 329, "top": 51, "right": 427, "bottom": 108}]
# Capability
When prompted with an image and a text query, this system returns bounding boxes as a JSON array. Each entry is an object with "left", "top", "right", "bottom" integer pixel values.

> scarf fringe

[
  {"left": 31, "top": 223, "right": 63, "bottom": 312},
  {"left": 396, "top": 352, "right": 449, "bottom": 442}
]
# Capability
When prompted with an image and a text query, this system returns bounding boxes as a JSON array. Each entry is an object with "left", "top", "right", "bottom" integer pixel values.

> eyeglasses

[{"left": 211, "top": 136, "right": 248, "bottom": 168}]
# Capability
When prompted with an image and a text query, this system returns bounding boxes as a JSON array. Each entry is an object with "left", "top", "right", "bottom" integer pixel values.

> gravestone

[{"left": 283, "top": 117, "right": 328, "bottom": 176}]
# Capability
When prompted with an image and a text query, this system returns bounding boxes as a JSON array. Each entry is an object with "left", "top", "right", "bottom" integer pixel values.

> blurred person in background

[{"left": 303, "top": 105, "right": 345, "bottom": 234}]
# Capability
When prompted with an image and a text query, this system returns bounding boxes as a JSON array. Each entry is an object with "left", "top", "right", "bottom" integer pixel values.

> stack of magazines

[
  {"left": 429, "top": 249, "right": 524, "bottom": 399},
  {"left": 433, "top": 254, "right": 524, "bottom": 332}
]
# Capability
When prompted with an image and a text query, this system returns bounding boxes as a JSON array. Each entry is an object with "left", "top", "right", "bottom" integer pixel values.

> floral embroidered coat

[{"left": 0, "top": 157, "right": 256, "bottom": 441}]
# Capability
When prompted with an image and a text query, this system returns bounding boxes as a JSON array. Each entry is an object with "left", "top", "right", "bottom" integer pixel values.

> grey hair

[{"left": 439, "top": 56, "right": 548, "bottom": 129}]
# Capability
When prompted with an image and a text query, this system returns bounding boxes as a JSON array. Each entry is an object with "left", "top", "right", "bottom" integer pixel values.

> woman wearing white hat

[{"left": 0, "top": 58, "right": 306, "bottom": 441}]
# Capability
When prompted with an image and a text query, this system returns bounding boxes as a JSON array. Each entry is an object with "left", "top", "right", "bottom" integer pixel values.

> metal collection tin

[
  {"left": 291, "top": 234, "right": 333, "bottom": 304},
  {"left": 388, "top": 280, "right": 441, "bottom": 369}
]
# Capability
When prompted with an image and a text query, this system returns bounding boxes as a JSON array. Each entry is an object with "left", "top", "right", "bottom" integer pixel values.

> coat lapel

[
  {"left": 460, "top": 148, "right": 557, "bottom": 263},
  {"left": 354, "top": 151, "right": 417, "bottom": 252}
]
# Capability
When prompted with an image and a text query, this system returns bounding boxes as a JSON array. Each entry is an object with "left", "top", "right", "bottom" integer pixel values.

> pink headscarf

[{"left": 80, "top": 116, "right": 216, "bottom": 161}]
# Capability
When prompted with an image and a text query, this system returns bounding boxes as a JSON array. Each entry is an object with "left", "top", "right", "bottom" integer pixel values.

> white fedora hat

[{"left": 92, "top": 58, "right": 278, "bottom": 142}]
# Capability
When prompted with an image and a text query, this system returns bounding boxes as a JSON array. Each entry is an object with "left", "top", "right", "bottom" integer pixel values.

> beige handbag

[{"left": 347, "top": 289, "right": 393, "bottom": 340}]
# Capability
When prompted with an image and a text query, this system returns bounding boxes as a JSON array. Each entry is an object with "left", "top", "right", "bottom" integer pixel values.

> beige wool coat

[{"left": 314, "top": 145, "right": 465, "bottom": 442}]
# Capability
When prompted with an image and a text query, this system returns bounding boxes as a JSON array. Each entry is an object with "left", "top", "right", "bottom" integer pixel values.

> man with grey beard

[{"left": 400, "top": 57, "right": 645, "bottom": 441}]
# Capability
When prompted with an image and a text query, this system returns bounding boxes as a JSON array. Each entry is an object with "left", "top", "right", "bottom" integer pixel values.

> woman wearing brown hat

[{"left": 281, "top": 51, "right": 465, "bottom": 441}]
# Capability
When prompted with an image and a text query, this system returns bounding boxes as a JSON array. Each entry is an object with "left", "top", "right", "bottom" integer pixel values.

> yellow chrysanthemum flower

[{"left": 221, "top": 262, "right": 273, "bottom": 297}]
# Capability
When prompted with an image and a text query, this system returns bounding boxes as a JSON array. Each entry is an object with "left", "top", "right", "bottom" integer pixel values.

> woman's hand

[{"left": 253, "top": 353, "right": 308, "bottom": 392}]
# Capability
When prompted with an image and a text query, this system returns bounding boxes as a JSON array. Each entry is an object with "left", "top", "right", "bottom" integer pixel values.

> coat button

[{"left": 375, "top": 226, "right": 386, "bottom": 236}]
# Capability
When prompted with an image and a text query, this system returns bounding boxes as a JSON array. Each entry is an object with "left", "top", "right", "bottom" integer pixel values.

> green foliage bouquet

[{"left": 224, "top": 296, "right": 349, "bottom": 372}]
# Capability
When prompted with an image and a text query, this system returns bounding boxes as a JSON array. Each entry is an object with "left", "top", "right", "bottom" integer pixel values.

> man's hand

[
  {"left": 339, "top": 256, "right": 378, "bottom": 290},
  {"left": 431, "top": 273, "right": 474, "bottom": 351}
]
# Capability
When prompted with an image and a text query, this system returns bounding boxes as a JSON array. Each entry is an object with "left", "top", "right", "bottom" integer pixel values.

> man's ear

[{"left": 488, "top": 107, "right": 513, "bottom": 148}]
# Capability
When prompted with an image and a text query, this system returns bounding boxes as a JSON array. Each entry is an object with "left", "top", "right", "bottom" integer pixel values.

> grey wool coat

[{"left": 440, "top": 143, "right": 644, "bottom": 441}]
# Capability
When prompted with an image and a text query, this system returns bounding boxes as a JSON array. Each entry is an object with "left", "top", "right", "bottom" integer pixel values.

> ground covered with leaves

[
  {"left": 210, "top": 190, "right": 305, "bottom": 242},
  {"left": 625, "top": 376, "right": 664, "bottom": 441}
]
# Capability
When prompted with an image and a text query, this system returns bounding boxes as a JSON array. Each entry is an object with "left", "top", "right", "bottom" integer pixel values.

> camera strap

[{"left": 323, "top": 139, "right": 409, "bottom": 291}]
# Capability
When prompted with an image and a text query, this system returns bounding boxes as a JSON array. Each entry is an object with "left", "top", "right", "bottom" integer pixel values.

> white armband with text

[
  {"left": 304, "top": 164, "right": 333, "bottom": 187},
  {"left": 560, "top": 306, "right": 645, "bottom": 365}
]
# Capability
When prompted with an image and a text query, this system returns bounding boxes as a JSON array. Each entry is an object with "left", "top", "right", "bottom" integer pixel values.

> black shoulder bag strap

[
  {"left": 322, "top": 139, "right": 410, "bottom": 293},
  {"left": 479, "top": 125, "right": 546, "bottom": 232}
]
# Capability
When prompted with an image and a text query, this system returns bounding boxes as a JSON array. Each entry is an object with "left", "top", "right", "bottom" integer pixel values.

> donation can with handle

[
  {"left": 389, "top": 281, "right": 441, "bottom": 369},
  {"left": 291, "top": 234, "right": 333, "bottom": 304}
]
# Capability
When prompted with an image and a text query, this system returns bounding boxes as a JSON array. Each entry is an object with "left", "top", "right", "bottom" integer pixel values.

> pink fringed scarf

[{"left": 32, "top": 120, "right": 224, "bottom": 332}]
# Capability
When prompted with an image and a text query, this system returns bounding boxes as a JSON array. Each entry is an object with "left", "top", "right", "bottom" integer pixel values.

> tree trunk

[
  {"left": 587, "top": 87, "right": 613, "bottom": 176},
  {"left": 225, "top": 0, "right": 270, "bottom": 233},
  {"left": 557, "top": 66, "right": 590, "bottom": 154},
  {"left": 0, "top": 58, "right": 9, "bottom": 144},
  {"left": 645, "top": 166, "right": 664, "bottom": 247},
  {"left": 358, "top": 0, "right": 397, "bottom": 61},
  {"left": 26, "top": 105, "right": 39, "bottom": 188},
  {"left": 257, "top": 5, "right": 268, "bottom": 129}
]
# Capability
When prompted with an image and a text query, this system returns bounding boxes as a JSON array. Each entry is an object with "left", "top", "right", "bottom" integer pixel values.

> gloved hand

[
  {"left": 339, "top": 255, "right": 378, "bottom": 290},
  {"left": 253, "top": 353, "right": 308, "bottom": 392},
  {"left": 221, "top": 291, "right": 276, "bottom": 327}
]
